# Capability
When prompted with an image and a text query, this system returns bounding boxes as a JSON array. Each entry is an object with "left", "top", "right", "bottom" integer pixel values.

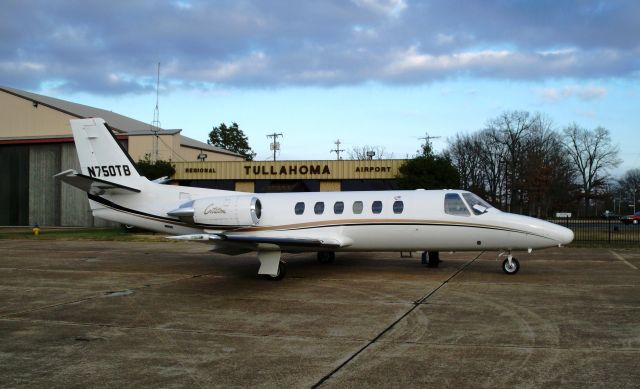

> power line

[
  {"left": 330, "top": 139, "right": 344, "bottom": 160},
  {"left": 266, "top": 132, "right": 283, "bottom": 161}
]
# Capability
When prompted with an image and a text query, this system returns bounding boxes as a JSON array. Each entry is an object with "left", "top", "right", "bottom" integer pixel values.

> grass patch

[{"left": 0, "top": 228, "right": 168, "bottom": 242}]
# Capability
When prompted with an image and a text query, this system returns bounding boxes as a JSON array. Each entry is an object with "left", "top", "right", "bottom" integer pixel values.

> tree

[
  {"left": 208, "top": 122, "right": 256, "bottom": 161},
  {"left": 397, "top": 138, "right": 460, "bottom": 190},
  {"left": 563, "top": 124, "right": 621, "bottom": 216},
  {"left": 135, "top": 154, "right": 176, "bottom": 180},
  {"left": 617, "top": 168, "right": 640, "bottom": 214},
  {"left": 446, "top": 111, "right": 577, "bottom": 216}
]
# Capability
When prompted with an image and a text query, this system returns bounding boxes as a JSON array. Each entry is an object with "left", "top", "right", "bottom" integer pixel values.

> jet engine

[{"left": 168, "top": 195, "right": 262, "bottom": 227}]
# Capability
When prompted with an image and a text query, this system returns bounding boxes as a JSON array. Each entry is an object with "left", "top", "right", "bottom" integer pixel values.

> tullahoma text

[{"left": 183, "top": 165, "right": 393, "bottom": 176}]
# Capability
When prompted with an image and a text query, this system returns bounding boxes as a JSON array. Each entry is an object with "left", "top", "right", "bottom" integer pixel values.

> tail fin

[
  {"left": 71, "top": 118, "right": 145, "bottom": 186},
  {"left": 57, "top": 118, "right": 146, "bottom": 194}
]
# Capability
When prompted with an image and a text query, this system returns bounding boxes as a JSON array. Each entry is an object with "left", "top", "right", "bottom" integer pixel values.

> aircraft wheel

[
  {"left": 317, "top": 251, "right": 335, "bottom": 264},
  {"left": 502, "top": 257, "right": 520, "bottom": 275},
  {"left": 267, "top": 261, "right": 287, "bottom": 281},
  {"left": 421, "top": 251, "right": 428, "bottom": 265},
  {"left": 428, "top": 251, "right": 440, "bottom": 268}
]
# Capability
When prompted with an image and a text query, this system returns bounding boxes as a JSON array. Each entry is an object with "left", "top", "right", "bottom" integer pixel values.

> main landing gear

[
  {"left": 501, "top": 253, "right": 520, "bottom": 275},
  {"left": 257, "top": 250, "right": 287, "bottom": 281},
  {"left": 421, "top": 251, "right": 440, "bottom": 268},
  {"left": 317, "top": 251, "right": 335, "bottom": 264}
]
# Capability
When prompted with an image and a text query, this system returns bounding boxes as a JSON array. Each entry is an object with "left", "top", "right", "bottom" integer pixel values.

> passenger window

[
  {"left": 334, "top": 201, "right": 344, "bottom": 214},
  {"left": 294, "top": 202, "right": 305, "bottom": 215},
  {"left": 372, "top": 201, "right": 383, "bottom": 214},
  {"left": 314, "top": 202, "right": 325, "bottom": 215},
  {"left": 444, "top": 193, "right": 470, "bottom": 216},
  {"left": 393, "top": 201, "right": 404, "bottom": 214},
  {"left": 352, "top": 201, "right": 363, "bottom": 214}
]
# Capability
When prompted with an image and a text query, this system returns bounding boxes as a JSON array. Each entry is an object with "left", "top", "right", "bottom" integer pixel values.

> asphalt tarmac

[{"left": 0, "top": 240, "right": 638, "bottom": 388}]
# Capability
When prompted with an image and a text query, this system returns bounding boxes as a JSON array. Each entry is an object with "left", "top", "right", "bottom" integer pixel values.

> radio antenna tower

[
  {"left": 330, "top": 139, "right": 344, "bottom": 160},
  {"left": 151, "top": 62, "right": 161, "bottom": 162}
]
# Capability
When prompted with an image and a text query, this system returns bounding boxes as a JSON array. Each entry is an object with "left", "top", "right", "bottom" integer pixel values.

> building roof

[{"left": 0, "top": 85, "right": 242, "bottom": 157}]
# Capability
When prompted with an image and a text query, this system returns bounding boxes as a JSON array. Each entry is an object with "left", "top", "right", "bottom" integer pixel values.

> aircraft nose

[{"left": 553, "top": 224, "right": 574, "bottom": 246}]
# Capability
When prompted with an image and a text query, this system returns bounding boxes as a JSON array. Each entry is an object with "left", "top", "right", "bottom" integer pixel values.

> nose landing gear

[{"left": 501, "top": 254, "right": 520, "bottom": 275}]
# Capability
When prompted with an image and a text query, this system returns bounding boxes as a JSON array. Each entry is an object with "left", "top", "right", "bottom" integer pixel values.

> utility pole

[
  {"left": 418, "top": 132, "right": 441, "bottom": 145},
  {"left": 330, "top": 139, "right": 344, "bottom": 160},
  {"left": 418, "top": 131, "right": 441, "bottom": 155},
  {"left": 267, "top": 132, "right": 283, "bottom": 161}
]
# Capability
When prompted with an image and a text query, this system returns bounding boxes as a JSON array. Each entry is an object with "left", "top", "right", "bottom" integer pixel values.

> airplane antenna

[
  {"left": 267, "top": 132, "right": 283, "bottom": 161},
  {"left": 151, "top": 62, "right": 161, "bottom": 162},
  {"left": 330, "top": 139, "right": 344, "bottom": 160}
]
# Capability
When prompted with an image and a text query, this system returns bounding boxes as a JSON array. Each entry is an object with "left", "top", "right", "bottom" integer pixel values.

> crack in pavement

[{"left": 311, "top": 252, "right": 484, "bottom": 388}]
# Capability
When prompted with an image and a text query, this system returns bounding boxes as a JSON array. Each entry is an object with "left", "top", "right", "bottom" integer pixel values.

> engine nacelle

[{"left": 168, "top": 195, "right": 262, "bottom": 227}]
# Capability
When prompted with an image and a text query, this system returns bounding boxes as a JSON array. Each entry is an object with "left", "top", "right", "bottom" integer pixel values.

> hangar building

[{"left": 0, "top": 86, "right": 243, "bottom": 227}]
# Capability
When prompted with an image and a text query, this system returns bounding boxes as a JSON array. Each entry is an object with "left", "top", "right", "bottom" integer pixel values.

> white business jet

[{"left": 56, "top": 118, "right": 574, "bottom": 280}]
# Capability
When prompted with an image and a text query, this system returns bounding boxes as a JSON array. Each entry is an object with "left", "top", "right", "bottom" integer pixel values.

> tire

[
  {"left": 317, "top": 251, "right": 335, "bottom": 264},
  {"left": 267, "top": 261, "right": 287, "bottom": 281},
  {"left": 428, "top": 251, "right": 440, "bottom": 268},
  {"left": 502, "top": 257, "right": 520, "bottom": 275},
  {"left": 421, "top": 251, "right": 428, "bottom": 265}
]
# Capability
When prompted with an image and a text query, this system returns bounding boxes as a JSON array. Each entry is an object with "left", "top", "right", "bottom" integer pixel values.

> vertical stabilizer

[{"left": 70, "top": 118, "right": 145, "bottom": 189}]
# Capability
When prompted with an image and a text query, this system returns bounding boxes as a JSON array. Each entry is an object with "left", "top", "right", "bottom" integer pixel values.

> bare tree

[
  {"left": 446, "top": 133, "right": 483, "bottom": 194},
  {"left": 563, "top": 124, "right": 621, "bottom": 216},
  {"left": 485, "top": 111, "right": 538, "bottom": 212},
  {"left": 446, "top": 111, "right": 576, "bottom": 216},
  {"left": 347, "top": 145, "right": 392, "bottom": 160},
  {"left": 617, "top": 168, "right": 640, "bottom": 213}
]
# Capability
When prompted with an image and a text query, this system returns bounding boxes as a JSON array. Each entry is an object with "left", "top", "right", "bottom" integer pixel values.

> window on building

[
  {"left": 393, "top": 200, "right": 404, "bottom": 214},
  {"left": 294, "top": 202, "right": 305, "bottom": 215},
  {"left": 314, "top": 202, "right": 325, "bottom": 215},
  {"left": 353, "top": 201, "right": 363, "bottom": 214},
  {"left": 444, "top": 193, "right": 470, "bottom": 216},
  {"left": 372, "top": 201, "right": 383, "bottom": 214},
  {"left": 334, "top": 201, "right": 344, "bottom": 214}
]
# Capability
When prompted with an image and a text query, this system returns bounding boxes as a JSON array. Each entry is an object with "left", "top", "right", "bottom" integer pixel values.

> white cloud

[
  {"left": 0, "top": 61, "right": 45, "bottom": 72},
  {"left": 435, "top": 33, "right": 455, "bottom": 46},
  {"left": 536, "top": 85, "right": 608, "bottom": 102},
  {"left": 352, "top": 0, "right": 407, "bottom": 17},
  {"left": 1, "top": 1, "right": 638, "bottom": 93},
  {"left": 198, "top": 52, "right": 270, "bottom": 81},
  {"left": 385, "top": 46, "right": 512, "bottom": 75}
]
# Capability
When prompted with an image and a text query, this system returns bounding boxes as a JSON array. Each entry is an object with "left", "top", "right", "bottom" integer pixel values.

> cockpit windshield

[{"left": 462, "top": 192, "right": 494, "bottom": 215}]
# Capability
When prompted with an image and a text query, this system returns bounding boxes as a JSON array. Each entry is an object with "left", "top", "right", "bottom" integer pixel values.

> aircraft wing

[
  {"left": 54, "top": 169, "right": 141, "bottom": 195},
  {"left": 168, "top": 232, "right": 352, "bottom": 255}
]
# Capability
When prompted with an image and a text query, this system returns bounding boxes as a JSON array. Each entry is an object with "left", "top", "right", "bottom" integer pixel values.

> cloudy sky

[{"left": 2, "top": 0, "right": 639, "bottom": 172}]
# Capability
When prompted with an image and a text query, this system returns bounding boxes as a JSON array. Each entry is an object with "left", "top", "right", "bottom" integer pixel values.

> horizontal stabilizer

[{"left": 54, "top": 169, "right": 141, "bottom": 195}]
